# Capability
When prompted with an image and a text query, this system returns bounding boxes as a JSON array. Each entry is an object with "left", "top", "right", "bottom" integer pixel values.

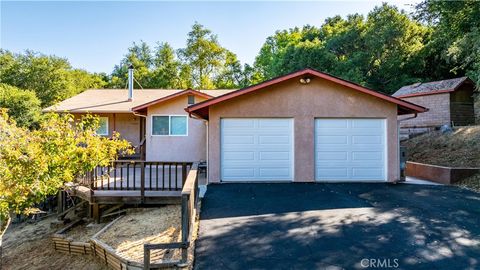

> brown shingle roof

[
  {"left": 392, "top": 77, "right": 470, "bottom": 98},
  {"left": 43, "top": 89, "right": 236, "bottom": 113}
]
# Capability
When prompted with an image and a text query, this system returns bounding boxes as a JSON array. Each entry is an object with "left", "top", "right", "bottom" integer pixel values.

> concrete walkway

[{"left": 195, "top": 183, "right": 480, "bottom": 270}]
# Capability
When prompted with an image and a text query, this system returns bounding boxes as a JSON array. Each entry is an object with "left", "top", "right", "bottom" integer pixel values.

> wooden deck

[{"left": 71, "top": 161, "right": 205, "bottom": 205}]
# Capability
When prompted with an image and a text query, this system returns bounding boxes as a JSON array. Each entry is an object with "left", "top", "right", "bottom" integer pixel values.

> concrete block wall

[{"left": 399, "top": 93, "right": 450, "bottom": 128}]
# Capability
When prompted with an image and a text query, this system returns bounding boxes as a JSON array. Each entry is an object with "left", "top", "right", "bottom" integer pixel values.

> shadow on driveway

[{"left": 194, "top": 183, "right": 480, "bottom": 270}]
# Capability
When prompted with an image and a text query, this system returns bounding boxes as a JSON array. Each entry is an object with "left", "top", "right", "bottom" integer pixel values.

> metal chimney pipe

[{"left": 128, "top": 64, "right": 134, "bottom": 101}]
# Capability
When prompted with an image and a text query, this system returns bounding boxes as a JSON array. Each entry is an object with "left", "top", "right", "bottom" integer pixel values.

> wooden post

[
  {"left": 92, "top": 204, "right": 100, "bottom": 223},
  {"left": 182, "top": 163, "right": 187, "bottom": 186},
  {"left": 57, "top": 191, "right": 64, "bottom": 215},
  {"left": 140, "top": 162, "right": 145, "bottom": 203},
  {"left": 181, "top": 195, "right": 189, "bottom": 263},
  {"left": 143, "top": 246, "right": 150, "bottom": 270}
]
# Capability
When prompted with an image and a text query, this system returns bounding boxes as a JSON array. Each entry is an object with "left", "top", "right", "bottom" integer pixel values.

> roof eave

[
  {"left": 131, "top": 89, "right": 213, "bottom": 112},
  {"left": 395, "top": 89, "right": 455, "bottom": 99}
]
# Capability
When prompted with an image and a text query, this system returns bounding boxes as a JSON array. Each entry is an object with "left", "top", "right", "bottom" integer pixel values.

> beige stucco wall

[
  {"left": 146, "top": 96, "right": 208, "bottom": 162},
  {"left": 73, "top": 113, "right": 140, "bottom": 146},
  {"left": 207, "top": 78, "right": 400, "bottom": 183},
  {"left": 399, "top": 93, "right": 450, "bottom": 128}
]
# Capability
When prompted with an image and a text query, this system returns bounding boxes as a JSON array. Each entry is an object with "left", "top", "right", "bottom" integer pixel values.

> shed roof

[
  {"left": 43, "top": 89, "right": 235, "bottom": 113},
  {"left": 186, "top": 68, "right": 428, "bottom": 119},
  {"left": 393, "top": 77, "right": 473, "bottom": 98}
]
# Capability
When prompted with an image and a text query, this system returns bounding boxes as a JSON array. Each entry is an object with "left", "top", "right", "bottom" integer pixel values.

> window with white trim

[
  {"left": 96, "top": 117, "right": 109, "bottom": 136},
  {"left": 152, "top": 115, "right": 188, "bottom": 136}
]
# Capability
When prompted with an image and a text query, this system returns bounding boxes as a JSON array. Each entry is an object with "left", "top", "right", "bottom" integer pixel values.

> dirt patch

[
  {"left": 402, "top": 126, "right": 480, "bottom": 167},
  {"left": 97, "top": 205, "right": 181, "bottom": 264},
  {"left": 62, "top": 222, "right": 105, "bottom": 242},
  {"left": 2, "top": 217, "right": 106, "bottom": 270}
]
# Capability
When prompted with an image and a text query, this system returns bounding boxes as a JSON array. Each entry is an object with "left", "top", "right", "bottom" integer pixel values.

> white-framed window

[
  {"left": 96, "top": 117, "right": 109, "bottom": 136},
  {"left": 152, "top": 115, "right": 188, "bottom": 136}
]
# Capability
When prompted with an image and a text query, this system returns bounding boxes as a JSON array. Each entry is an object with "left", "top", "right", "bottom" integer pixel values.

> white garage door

[
  {"left": 221, "top": 118, "right": 293, "bottom": 181},
  {"left": 315, "top": 119, "right": 386, "bottom": 181}
]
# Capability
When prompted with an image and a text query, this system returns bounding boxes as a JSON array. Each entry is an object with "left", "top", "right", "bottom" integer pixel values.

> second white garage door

[
  {"left": 221, "top": 118, "right": 294, "bottom": 181},
  {"left": 315, "top": 118, "right": 386, "bottom": 181}
]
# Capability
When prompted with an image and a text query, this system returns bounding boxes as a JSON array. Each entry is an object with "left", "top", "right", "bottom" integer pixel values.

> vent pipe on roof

[{"left": 128, "top": 64, "right": 134, "bottom": 101}]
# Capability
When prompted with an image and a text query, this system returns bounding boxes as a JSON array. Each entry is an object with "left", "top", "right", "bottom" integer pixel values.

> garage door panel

[
  {"left": 223, "top": 168, "right": 255, "bottom": 179},
  {"left": 259, "top": 168, "right": 290, "bottom": 178},
  {"left": 258, "top": 135, "right": 291, "bottom": 144},
  {"left": 352, "top": 119, "right": 383, "bottom": 128},
  {"left": 258, "top": 119, "right": 292, "bottom": 128},
  {"left": 316, "top": 168, "right": 349, "bottom": 178},
  {"left": 352, "top": 151, "right": 383, "bottom": 161},
  {"left": 352, "top": 168, "right": 384, "bottom": 178},
  {"left": 222, "top": 135, "right": 255, "bottom": 145},
  {"left": 316, "top": 119, "right": 349, "bottom": 128},
  {"left": 352, "top": 135, "right": 383, "bottom": 144},
  {"left": 259, "top": 151, "right": 290, "bottom": 160},
  {"left": 316, "top": 118, "right": 386, "bottom": 181},
  {"left": 221, "top": 118, "right": 293, "bottom": 181},
  {"left": 316, "top": 135, "right": 348, "bottom": 144},
  {"left": 316, "top": 151, "right": 348, "bottom": 160},
  {"left": 222, "top": 151, "right": 255, "bottom": 161},
  {"left": 222, "top": 119, "right": 255, "bottom": 127}
]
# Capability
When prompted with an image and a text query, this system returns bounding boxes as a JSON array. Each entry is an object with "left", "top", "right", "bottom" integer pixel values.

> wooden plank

[
  {"left": 55, "top": 218, "right": 84, "bottom": 234},
  {"left": 144, "top": 242, "right": 188, "bottom": 250},
  {"left": 92, "top": 215, "right": 124, "bottom": 239}
]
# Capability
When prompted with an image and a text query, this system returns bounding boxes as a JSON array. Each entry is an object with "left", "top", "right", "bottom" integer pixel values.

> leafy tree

[
  {"left": 214, "top": 51, "right": 244, "bottom": 88},
  {"left": 110, "top": 41, "right": 154, "bottom": 89},
  {"left": 0, "top": 112, "right": 133, "bottom": 266},
  {"left": 254, "top": 27, "right": 306, "bottom": 80},
  {"left": 253, "top": 4, "right": 430, "bottom": 94},
  {"left": 151, "top": 42, "right": 183, "bottom": 88},
  {"left": 0, "top": 50, "right": 106, "bottom": 107},
  {"left": 109, "top": 23, "right": 244, "bottom": 90},
  {"left": 361, "top": 4, "right": 429, "bottom": 91},
  {"left": 0, "top": 84, "right": 41, "bottom": 128},
  {"left": 415, "top": 0, "right": 480, "bottom": 85},
  {"left": 178, "top": 22, "right": 228, "bottom": 89}
]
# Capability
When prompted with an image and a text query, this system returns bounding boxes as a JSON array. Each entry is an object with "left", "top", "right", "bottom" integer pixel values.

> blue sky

[{"left": 1, "top": 1, "right": 420, "bottom": 73}]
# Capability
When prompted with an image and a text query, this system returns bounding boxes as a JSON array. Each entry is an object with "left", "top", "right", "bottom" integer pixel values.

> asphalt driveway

[{"left": 194, "top": 183, "right": 480, "bottom": 270}]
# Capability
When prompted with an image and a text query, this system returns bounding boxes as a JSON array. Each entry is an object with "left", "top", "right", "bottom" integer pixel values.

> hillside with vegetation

[
  {"left": 402, "top": 127, "right": 480, "bottom": 168},
  {"left": 402, "top": 126, "right": 480, "bottom": 191}
]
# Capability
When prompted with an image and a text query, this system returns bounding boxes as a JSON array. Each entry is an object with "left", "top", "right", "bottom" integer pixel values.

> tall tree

[
  {"left": 110, "top": 41, "right": 154, "bottom": 88},
  {"left": 179, "top": 22, "right": 227, "bottom": 89},
  {"left": 362, "top": 4, "right": 429, "bottom": 91},
  {"left": 415, "top": 0, "right": 480, "bottom": 84},
  {"left": 151, "top": 42, "right": 183, "bottom": 88},
  {"left": 214, "top": 51, "right": 244, "bottom": 88}
]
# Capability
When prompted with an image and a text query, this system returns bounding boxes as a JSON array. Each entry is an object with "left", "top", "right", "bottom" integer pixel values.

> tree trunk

[{"left": 0, "top": 215, "right": 12, "bottom": 270}]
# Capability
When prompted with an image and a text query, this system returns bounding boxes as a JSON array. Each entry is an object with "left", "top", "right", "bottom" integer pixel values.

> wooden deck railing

[
  {"left": 144, "top": 162, "right": 199, "bottom": 269},
  {"left": 78, "top": 161, "right": 193, "bottom": 192}
]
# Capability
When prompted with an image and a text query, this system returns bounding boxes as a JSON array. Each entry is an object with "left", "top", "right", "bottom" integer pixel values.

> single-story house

[
  {"left": 186, "top": 68, "right": 427, "bottom": 183},
  {"left": 393, "top": 77, "right": 476, "bottom": 131},
  {"left": 44, "top": 88, "right": 234, "bottom": 161}
]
